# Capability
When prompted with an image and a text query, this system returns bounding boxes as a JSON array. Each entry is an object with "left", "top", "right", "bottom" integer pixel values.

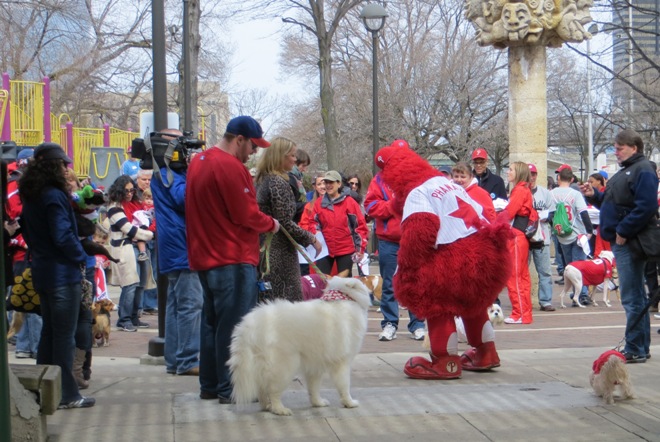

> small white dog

[
  {"left": 560, "top": 250, "right": 616, "bottom": 308},
  {"left": 590, "top": 350, "right": 634, "bottom": 405},
  {"left": 449, "top": 304, "right": 504, "bottom": 344},
  {"left": 228, "top": 277, "right": 370, "bottom": 416}
]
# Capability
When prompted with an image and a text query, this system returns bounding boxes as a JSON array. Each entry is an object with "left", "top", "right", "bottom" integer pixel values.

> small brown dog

[
  {"left": 590, "top": 350, "right": 634, "bottom": 405},
  {"left": 6, "top": 311, "right": 25, "bottom": 339},
  {"left": 91, "top": 299, "right": 114, "bottom": 347},
  {"left": 358, "top": 275, "right": 383, "bottom": 301}
]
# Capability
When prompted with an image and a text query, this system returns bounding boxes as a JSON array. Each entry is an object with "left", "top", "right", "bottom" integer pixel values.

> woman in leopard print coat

[{"left": 255, "top": 137, "right": 322, "bottom": 302}]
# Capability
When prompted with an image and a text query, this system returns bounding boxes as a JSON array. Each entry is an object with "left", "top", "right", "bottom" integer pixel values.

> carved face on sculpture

[{"left": 502, "top": 2, "right": 532, "bottom": 34}]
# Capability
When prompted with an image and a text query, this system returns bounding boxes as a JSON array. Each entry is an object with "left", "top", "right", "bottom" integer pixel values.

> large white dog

[{"left": 228, "top": 277, "right": 370, "bottom": 416}]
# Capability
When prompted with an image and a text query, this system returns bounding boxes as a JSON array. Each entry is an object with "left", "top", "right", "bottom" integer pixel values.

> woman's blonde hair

[
  {"left": 510, "top": 161, "right": 531, "bottom": 185},
  {"left": 255, "top": 137, "right": 296, "bottom": 184}
]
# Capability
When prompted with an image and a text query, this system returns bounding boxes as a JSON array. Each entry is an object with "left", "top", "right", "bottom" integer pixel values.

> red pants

[{"left": 505, "top": 229, "right": 532, "bottom": 323}]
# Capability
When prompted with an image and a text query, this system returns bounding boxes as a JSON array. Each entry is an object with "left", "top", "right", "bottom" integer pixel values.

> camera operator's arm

[{"left": 162, "top": 167, "right": 188, "bottom": 213}]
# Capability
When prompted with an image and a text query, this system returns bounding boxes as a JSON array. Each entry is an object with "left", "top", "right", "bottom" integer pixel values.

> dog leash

[
  {"left": 278, "top": 226, "right": 328, "bottom": 281},
  {"left": 614, "top": 286, "right": 660, "bottom": 351}
]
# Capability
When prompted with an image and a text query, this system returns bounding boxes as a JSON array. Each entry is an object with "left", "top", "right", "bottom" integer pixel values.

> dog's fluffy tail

[{"left": 227, "top": 312, "right": 262, "bottom": 405}]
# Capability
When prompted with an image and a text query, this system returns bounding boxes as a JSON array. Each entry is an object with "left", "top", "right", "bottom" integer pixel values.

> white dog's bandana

[{"left": 320, "top": 290, "right": 353, "bottom": 302}]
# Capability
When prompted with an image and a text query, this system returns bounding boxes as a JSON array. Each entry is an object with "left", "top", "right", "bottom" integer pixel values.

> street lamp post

[
  {"left": 586, "top": 24, "right": 599, "bottom": 178},
  {"left": 360, "top": 4, "right": 388, "bottom": 175}
]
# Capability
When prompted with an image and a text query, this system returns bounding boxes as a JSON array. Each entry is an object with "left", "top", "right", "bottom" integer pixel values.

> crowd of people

[{"left": 4, "top": 120, "right": 659, "bottom": 407}]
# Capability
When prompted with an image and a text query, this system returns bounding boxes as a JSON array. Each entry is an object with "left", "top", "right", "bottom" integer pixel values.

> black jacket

[
  {"left": 587, "top": 153, "right": 658, "bottom": 242},
  {"left": 475, "top": 168, "right": 508, "bottom": 200}
]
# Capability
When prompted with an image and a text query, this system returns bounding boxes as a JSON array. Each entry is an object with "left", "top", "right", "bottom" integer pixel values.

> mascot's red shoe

[
  {"left": 460, "top": 341, "right": 500, "bottom": 371},
  {"left": 404, "top": 354, "right": 462, "bottom": 380}
]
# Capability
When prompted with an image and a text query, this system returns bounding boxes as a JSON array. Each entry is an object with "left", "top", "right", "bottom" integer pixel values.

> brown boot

[{"left": 73, "top": 348, "right": 89, "bottom": 389}]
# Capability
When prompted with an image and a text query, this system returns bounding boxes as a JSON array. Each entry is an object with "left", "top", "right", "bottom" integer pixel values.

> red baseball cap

[
  {"left": 555, "top": 164, "right": 572, "bottom": 173},
  {"left": 528, "top": 163, "right": 537, "bottom": 173},
  {"left": 471, "top": 148, "right": 488, "bottom": 160}
]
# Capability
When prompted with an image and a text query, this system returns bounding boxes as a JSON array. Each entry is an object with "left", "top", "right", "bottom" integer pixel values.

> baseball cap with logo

[
  {"left": 528, "top": 163, "right": 537, "bottom": 174},
  {"left": 34, "top": 142, "right": 72, "bottom": 163},
  {"left": 226, "top": 116, "right": 270, "bottom": 148},
  {"left": 555, "top": 164, "right": 572, "bottom": 173},
  {"left": 471, "top": 148, "right": 488, "bottom": 160},
  {"left": 322, "top": 170, "right": 342, "bottom": 182}
]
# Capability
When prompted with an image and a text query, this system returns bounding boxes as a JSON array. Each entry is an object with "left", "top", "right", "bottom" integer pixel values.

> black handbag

[{"left": 628, "top": 216, "right": 660, "bottom": 262}]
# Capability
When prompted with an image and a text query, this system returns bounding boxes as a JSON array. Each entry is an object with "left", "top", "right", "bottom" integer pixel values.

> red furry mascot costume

[{"left": 375, "top": 144, "right": 512, "bottom": 379}]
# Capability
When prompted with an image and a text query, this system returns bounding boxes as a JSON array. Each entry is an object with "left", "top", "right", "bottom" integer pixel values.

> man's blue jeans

[
  {"left": 612, "top": 243, "right": 650, "bottom": 357},
  {"left": 560, "top": 240, "right": 589, "bottom": 297},
  {"left": 378, "top": 240, "right": 424, "bottom": 333},
  {"left": 165, "top": 270, "right": 203, "bottom": 374},
  {"left": 198, "top": 264, "right": 257, "bottom": 398},
  {"left": 16, "top": 312, "right": 42, "bottom": 355},
  {"left": 529, "top": 245, "right": 553, "bottom": 307},
  {"left": 37, "top": 283, "right": 82, "bottom": 403}
]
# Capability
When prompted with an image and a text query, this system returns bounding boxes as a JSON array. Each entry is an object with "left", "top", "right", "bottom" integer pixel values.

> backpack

[{"left": 553, "top": 201, "right": 573, "bottom": 237}]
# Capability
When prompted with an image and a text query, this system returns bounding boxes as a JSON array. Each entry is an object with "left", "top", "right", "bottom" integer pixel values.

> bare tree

[
  {"left": 280, "top": 0, "right": 509, "bottom": 175},
  {"left": 570, "top": 0, "right": 660, "bottom": 157}
]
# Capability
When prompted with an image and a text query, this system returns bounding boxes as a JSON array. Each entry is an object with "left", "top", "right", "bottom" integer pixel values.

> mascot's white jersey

[{"left": 402, "top": 176, "right": 487, "bottom": 245}]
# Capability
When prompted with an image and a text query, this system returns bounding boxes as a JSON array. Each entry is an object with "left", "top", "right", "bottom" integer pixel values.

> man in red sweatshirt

[
  {"left": 186, "top": 116, "right": 279, "bottom": 404},
  {"left": 364, "top": 139, "right": 426, "bottom": 342}
]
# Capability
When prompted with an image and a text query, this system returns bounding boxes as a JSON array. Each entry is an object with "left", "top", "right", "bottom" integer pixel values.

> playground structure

[{"left": 0, "top": 73, "right": 206, "bottom": 182}]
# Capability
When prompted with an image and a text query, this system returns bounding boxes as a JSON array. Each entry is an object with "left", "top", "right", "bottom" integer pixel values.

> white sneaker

[
  {"left": 654, "top": 313, "right": 660, "bottom": 320},
  {"left": 411, "top": 328, "right": 426, "bottom": 341},
  {"left": 379, "top": 323, "right": 397, "bottom": 341}
]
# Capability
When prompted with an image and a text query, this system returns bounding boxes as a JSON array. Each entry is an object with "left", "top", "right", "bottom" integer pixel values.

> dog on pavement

[
  {"left": 228, "top": 276, "right": 370, "bottom": 416},
  {"left": 91, "top": 299, "right": 114, "bottom": 347},
  {"left": 6, "top": 312, "right": 24, "bottom": 339},
  {"left": 590, "top": 349, "right": 634, "bottom": 405},
  {"left": 358, "top": 275, "right": 383, "bottom": 301},
  {"left": 560, "top": 251, "right": 617, "bottom": 308}
]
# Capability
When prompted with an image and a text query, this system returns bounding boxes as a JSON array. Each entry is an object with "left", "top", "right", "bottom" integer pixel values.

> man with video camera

[{"left": 147, "top": 129, "right": 203, "bottom": 376}]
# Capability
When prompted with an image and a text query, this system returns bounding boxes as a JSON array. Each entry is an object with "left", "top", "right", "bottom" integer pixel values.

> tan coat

[{"left": 107, "top": 204, "right": 156, "bottom": 289}]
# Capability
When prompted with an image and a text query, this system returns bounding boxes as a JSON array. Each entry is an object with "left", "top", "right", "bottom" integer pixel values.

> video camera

[{"left": 130, "top": 131, "right": 205, "bottom": 172}]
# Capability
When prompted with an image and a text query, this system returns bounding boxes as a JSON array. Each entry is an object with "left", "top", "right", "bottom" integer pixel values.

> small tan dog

[
  {"left": 91, "top": 299, "right": 114, "bottom": 347},
  {"left": 590, "top": 350, "right": 634, "bottom": 405},
  {"left": 358, "top": 275, "right": 382, "bottom": 301},
  {"left": 6, "top": 312, "right": 25, "bottom": 339}
]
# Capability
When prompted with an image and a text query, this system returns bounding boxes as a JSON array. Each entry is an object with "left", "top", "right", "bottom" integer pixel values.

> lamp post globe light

[{"left": 360, "top": 3, "right": 388, "bottom": 175}]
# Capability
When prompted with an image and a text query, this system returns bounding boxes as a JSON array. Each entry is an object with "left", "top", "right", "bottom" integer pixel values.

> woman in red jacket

[
  {"left": 312, "top": 170, "right": 368, "bottom": 276},
  {"left": 451, "top": 162, "right": 497, "bottom": 222},
  {"left": 504, "top": 161, "right": 538, "bottom": 324}
]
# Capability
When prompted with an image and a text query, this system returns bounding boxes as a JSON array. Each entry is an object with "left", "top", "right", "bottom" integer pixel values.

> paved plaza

[{"left": 7, "top": 270, "right": 660, "bottom": 441}]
